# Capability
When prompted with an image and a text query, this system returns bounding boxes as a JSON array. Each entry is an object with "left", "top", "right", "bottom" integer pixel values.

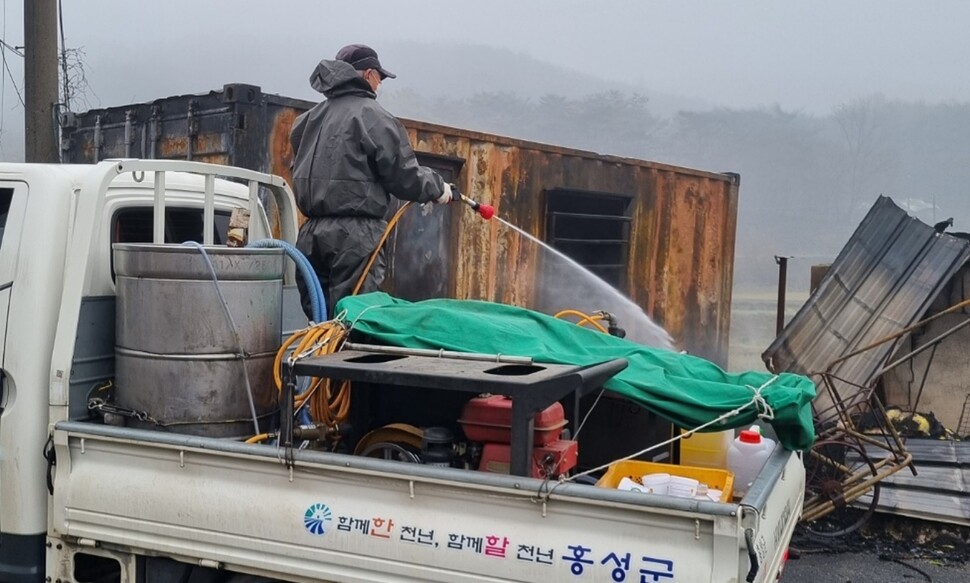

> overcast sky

[{"left": 1, "top": 0, "right": 969, "bottom": 159}]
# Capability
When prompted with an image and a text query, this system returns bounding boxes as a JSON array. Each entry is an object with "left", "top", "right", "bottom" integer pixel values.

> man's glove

[{"left": 434, "top": 183, "right": 460, "bottom": 205}]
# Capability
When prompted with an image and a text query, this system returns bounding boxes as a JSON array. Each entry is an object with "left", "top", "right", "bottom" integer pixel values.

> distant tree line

[{"left": 384, "top": 90, "right": 970, "bottom": 289}]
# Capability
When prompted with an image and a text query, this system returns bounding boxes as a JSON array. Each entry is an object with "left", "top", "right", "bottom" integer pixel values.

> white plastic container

[
  {"left": 617, "top": 477, "right": 647, "bottom": 493},
  {"left": 726, "top": 428, "right": 776, "bottom": 499},
  {"left": 667, "top": 476, "right": 699, "bottom": 498},
  {"left": 640, "top": 473, "right": 670, "bottom": 495}
]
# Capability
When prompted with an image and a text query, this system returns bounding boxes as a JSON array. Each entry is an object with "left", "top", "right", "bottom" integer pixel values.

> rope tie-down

[{"left": 534, "top": 375, "right": 780, "bottom": 505}]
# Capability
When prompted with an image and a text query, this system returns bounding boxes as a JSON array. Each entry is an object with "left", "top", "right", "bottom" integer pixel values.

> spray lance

[{"left": 449, "top": 183, "right": 494, "bottom": 220}]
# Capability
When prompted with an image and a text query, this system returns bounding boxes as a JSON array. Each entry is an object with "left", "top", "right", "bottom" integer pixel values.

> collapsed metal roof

[
  {"left": 763, "top": 195, "right": 970, "bottom": 384},
  {"left": 861, "top": 439, "right": 970, "bottom": 527}
]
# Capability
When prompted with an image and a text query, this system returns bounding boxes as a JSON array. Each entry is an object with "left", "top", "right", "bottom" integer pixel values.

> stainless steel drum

[{"left": 113, "top": 243, "right": 284, "bottom": 437}]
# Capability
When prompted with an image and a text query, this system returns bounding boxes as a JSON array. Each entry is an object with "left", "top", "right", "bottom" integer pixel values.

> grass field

[{"left": 727, "top": 290, "right": 809, "bottom": 372}]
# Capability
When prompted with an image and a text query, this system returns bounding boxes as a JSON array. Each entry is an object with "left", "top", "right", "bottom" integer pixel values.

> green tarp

[{"left": 335, "top": 293, "right": 816, "bottom": 450}]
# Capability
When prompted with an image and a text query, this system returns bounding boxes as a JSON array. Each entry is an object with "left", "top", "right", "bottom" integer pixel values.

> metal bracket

[{"left": 88, "top": 397, "right": 159, "bottom": 425}]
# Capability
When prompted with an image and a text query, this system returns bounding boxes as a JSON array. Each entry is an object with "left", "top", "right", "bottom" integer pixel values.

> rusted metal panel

[
  {"left": 443, "top": 137, "right": 736, "bottom": 363},
  {"left": 62, "top": 84, "right": 739, "bottom": 363},
  {"left": 401, "top": 118, "right": 734, "bottom": 182},
  {"left": 156, "top": 133, "right": 228, "bottom": 161},
  {"left": 677, "top": 175, "right": 736, "bottom": 362},
  {"left": 267, "top": 106, "right": 300, "bottom": 185},
  {"left": 496, "top": 147, "right": 553, "bottom": 307}
]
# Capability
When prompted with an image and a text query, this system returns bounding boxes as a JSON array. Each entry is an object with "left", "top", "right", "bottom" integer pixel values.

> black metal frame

[{"left": 289, "top": 350, "right": 627, "bottom": 476}]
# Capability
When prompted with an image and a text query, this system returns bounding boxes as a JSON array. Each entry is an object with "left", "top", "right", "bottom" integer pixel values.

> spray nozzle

[
  {"left": 459, "top": 194, "right": 495, "bottom": 221},
  {"left": 594, "top": 310, "right": 626, "bottom": 338}
]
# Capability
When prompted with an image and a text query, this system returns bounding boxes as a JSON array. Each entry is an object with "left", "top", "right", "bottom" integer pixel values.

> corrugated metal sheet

[
  {"left": 858, "top": 439, "right": 970, "bottom": 526},
  {"left": 763, "top": 196, "right": 970, "bottom": 386},
  {"left": 61, "top": 84, "right": 739, "bottom": 365}
]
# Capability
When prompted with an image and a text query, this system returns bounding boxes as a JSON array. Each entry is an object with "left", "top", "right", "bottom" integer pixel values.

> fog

[
  {"left": 2, "top": 0, "right": 968, "bottom": 367},
  {"left": 4, "top": 2, "right": 969, "bottom": 139}
]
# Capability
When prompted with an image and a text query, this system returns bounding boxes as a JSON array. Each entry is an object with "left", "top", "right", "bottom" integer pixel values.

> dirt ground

[
  {"left": 784, "top": 551, "right": 970, "bottom": 583},
  {"left": 784, "top": 516, "right": 970, "bottom": 582}
]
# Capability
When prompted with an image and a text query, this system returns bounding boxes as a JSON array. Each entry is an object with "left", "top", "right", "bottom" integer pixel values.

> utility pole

[{"left": 24, "top": 0, "right": 59, "bottom": 162}]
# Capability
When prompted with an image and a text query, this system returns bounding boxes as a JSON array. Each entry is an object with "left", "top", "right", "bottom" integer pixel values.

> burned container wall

[
  {"left": 60, "top": 84, "right": 313, "bottom": 240},
  {"left": 59, "top": 84, "right": 312, "bottom": 185},
  {"left": 384, "top": 148, "right": 466, "bottom": 302},
  {"left": 417, "top": 120, "right": 739, "bottom": 365},
  {"left": 636, "top": 169, "right": 740, "bottom": 364}
]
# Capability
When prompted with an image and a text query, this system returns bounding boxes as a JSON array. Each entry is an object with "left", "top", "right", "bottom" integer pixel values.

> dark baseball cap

[{"left": 335, "top": 44, "right": 397, "bottom": 80}]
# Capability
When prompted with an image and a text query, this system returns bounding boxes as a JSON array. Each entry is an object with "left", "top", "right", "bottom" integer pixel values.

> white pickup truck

[{"left": 0, "top": 160, "right": 804, "bottom": 583}]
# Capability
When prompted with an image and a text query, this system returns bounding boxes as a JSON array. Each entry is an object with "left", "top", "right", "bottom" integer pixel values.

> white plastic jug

[{"left": 726, "top": 427, "right": 776, "bottom": 498}]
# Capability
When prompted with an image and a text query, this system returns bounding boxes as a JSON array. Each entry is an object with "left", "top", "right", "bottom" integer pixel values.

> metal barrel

[{"left": 113, "top": 243, "right": 284, "bottom": 437}]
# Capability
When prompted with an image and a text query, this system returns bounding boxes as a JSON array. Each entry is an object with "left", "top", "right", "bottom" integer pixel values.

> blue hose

[
  {"left": 247, "top": 239, "right": 327, "bottom": 323},
  {"left": 294, "top": 376, "right": 314, "bottom": 427},
  {"left": 247, "top": 239, "right": 322, "bottom": 428}
]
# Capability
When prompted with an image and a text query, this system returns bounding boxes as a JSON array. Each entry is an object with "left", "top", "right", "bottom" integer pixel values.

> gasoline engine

[
  {"left": 458, "top": 395, "right": 579, "bottom": 479},
  {"left": 354, "top": 395, "right": 578, "bottom": 479}
]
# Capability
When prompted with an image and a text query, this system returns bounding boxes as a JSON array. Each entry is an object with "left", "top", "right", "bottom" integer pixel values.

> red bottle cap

[{"left": 739, "top": 429, "right": 762, "bottom": 444}]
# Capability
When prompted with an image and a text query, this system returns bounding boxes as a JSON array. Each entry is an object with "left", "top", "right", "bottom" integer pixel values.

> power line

[
  {"left": 1, "top": 46, "right": 25, "bottom": 107},
  {"left": 57, "top": 0, "right": 68, "bottom": 106},
  {"left": 0, "top": 38, "right": 23, "bottom": 57},
  {"left": 1, "top": 0, "right": 23, "bottom": 109}
]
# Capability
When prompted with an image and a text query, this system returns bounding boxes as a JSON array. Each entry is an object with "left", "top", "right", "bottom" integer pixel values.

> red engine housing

[
  {"left": 478, "top": 440, "right": 579, "bottom": 479},
  {"left": 459, "top": 395, "right": 577, "bottom": 478},
  {"left": 458, "top": 395, "right": 566, "bottom": 446}
]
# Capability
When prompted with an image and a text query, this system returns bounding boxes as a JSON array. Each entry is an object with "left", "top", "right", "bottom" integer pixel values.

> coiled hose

[{"left": 273, "top": 320, "right": 350, "bottom": 429}]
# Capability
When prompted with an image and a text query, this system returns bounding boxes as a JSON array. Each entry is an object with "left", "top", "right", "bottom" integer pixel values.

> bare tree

[
  {"left": 831, "top": 94, "right": 899, "bottom": 222},
  {"left": 58, "top": 45, "right": 93, "bottom": 111},
  {"left": 57, "top": 0, "right": 95, "bottom": 112}
]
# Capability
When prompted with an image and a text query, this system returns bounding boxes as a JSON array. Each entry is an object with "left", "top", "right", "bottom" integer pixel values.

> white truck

[{"left": 0, "top": 160, "right": 804, "bottom": 583}]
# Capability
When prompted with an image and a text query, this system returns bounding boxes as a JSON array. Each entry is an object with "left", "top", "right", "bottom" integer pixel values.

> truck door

[
  {"left": 0, "top": 182, "right": 25, "bottom": 412},
  {"left": 0, "top": 181, "right": 27, "bottom": 531}
]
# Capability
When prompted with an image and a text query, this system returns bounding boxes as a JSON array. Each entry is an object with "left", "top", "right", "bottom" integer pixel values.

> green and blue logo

[{"left": 304, "top": 503, "right": 334, "bottom": 535}]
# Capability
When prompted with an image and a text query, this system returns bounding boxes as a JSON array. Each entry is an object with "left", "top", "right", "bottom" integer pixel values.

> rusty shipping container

[{"left": 61, "top": 84, "right": 739, "bottom": 365}]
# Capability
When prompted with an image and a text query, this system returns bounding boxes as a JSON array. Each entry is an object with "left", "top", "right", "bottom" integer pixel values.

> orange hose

[
  {"left": 553, "top": 309, "right": 609, "bottom": 334},
  {"left": 352, "top": 202, "right": 412, "bottom": 296}
]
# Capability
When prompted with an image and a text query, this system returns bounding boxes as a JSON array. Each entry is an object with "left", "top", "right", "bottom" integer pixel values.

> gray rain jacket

[
  {"left": 290, "top": 59, "right": 445, "bottom": 318},
  {"left": 290, "top": 59, "right": 445, "bottom": 218}
]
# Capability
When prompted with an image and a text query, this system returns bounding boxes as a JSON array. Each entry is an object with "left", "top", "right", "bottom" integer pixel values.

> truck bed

[{"left": 52, "top": 421, "right": 803, "bottom": 583}]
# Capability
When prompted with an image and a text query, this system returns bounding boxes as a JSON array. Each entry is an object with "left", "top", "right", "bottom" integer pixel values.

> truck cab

[{"left": 0, "top": 161, "right": 293, "bottom": 580}]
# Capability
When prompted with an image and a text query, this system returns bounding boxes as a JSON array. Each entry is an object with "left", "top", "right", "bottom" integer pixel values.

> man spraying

[{"left": 290, "top": 43, "right": 454, "bottom": 319}]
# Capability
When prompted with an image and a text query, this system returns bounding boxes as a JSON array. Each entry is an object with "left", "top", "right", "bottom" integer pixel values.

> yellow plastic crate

[{"left": 595, "top": 460, "right": 734, "bottom": 502}]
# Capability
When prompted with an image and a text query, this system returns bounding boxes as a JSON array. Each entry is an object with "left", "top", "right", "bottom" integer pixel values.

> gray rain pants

[{"left": 296, "top": 216, "right": 387, "bottom": 320}]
